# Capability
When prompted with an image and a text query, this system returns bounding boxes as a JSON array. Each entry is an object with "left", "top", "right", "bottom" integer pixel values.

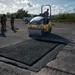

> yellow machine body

[{"left": 28, "top": 21, "right": 51, "bottom": 32}]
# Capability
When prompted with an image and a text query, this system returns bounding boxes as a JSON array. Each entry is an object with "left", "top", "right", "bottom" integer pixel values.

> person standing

[
  {"left": 1, "top": 14, "right": 7, "bottom": 32},
  {"left": 44, "top": 9, "right": 49, "bottom": 24},
  {"left": 4, "top": 14, "right": 7, "bottom": 31},
  {"left": 10, "top": 14, "right": 15, "bottom": 30},
  {"left": 1, "top": 15, "right": 4, "bottom": 32}
]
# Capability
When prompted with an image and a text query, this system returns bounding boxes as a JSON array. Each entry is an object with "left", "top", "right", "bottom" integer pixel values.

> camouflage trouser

[
  {"left": 1, "top": 23, "right": 6, "bottom": 32},
  {"left": 4, "top": 22, "right": 6, "bottom": 30},
  {"left": 44, "top": 18, "right": 49, "bottom": 24},
  {"left": 11, "top": 22, "right": 14, "bottom": 29}
]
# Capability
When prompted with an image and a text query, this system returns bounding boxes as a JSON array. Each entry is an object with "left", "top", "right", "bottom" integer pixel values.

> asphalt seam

[{"left": 46, "top": 66, "right": 75, "bottom": 75}]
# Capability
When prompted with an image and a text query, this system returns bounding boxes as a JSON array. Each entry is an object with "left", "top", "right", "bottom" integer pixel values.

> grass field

[{"left": 52, "top": 13, "right": 75, "bottom": 23}]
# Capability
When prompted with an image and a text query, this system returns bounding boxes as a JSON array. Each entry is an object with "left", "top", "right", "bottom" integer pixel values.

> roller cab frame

[{"left": 28, "top": 4, "right": 52, "bottom": 36}]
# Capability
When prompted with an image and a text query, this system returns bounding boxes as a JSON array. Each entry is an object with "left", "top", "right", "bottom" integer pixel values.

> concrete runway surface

[{"left": 0, "top": 20, "right": 75, "bottom": 75}]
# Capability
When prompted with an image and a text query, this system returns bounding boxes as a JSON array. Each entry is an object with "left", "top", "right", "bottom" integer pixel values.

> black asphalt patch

[
  {"left": 0, "top": 39, "right": 65, "bottom": 71},
  {"left": 0, "top": 39, "right": 57, "bottom": 65}
]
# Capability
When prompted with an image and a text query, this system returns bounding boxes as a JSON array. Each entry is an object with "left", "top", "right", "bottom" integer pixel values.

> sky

[{"left": 0, "top": 0, "right": 75, "bottom": 15}]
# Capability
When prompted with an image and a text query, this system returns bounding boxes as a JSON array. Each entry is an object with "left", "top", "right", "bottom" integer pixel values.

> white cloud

[
  {"left": 0, "top": 3, "right": 7, "bottom": 8},
  {"left": 14, "top": 0, "right": 20, "bottom": 4},
  {"left": 0, "top": 3, "right": 7, "bottom": 14},
  {"left": 51, "top": 5, "right": 65, "bottom": 15},
  {"left": 21, "top": 0, "right": 29, "bottom": 4},
  {"left": 0, "top": 0, "right": 74, "bottom": 15},
  {"left": 14, "top": 0, "right": 40, "bottom": 8},
  {"left": 0, "top": 0, "right": 41, "bottom": 14},
  {"left": 55, "top": 6, "right": 63, "bottom": 10},
  {"left": 28, "top": 8, "right": 40, "bottom": 15},
  {"left": 13, "top": 4, "right": 18, "bottom": 8},
  {"left": 14, "top": 0, "right": 19, "bottom": 2},
  {"left": 27, "top": 3, "right": 33, "bottom": 7},
  {"left": 65, "top": 4, "right": 68, "bottom": 7},
  {"left": 69, "top": 7, "right": 73, "bottom": 9},
  {"left": 66, "top": 2, "right": 75, "bottom": 5},
  {"left": 14, "top": 0, "right": 30, "bottom": 4},
  {"left": 52, "top": 5, "right": 56, "bottom": 7},
  {"left": 35, "top": 4, "right": 40, "bottom": 8}
]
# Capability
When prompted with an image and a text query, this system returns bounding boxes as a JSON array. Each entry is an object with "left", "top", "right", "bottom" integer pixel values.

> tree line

[
  {"left": 0, "top": 8, "right": 31, "bottom": 19},
  {"left": 0, "top": 8, "right": 75, "bottom": 23}
]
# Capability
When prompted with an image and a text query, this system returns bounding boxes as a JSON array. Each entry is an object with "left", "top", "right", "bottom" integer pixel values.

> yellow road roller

[{"left": 28, "top": 5, "right": 52, "bottom": 36}]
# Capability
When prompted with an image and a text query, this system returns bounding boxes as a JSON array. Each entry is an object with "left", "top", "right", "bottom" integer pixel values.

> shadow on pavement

[
  {"left": 0, "top": 32, "right": 6, "bottom": 37},
  {"left": 30, "top": 33, "right": 75, "bottom": 45},
  {"left": 11, "top": 27, "right": 19, "bottom": 33},
  {"left": 11, "top": 29, "right": 17, "bottom": 33}
]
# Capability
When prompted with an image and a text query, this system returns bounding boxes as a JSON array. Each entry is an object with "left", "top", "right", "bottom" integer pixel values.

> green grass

[{"left": 52, "top": 13, "right": 75, "bottom": 23}]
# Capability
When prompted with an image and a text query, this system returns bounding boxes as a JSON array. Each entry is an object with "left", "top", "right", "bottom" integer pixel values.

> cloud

[
  {"left": 0, "top": 3, "right": 7, "bottom": 13},
  {"left": 13, "top": 4, "right": 18, "bottom": 8},
  {"left": 0, "top": 3, "right": 7, "bottom": 8},
  {"left": 66, "top": 2, "right": 75, "bottom": 5},
  {"left": 28, "top": 8, "right": 40, "bottom": 15},
  {"left": 51, "top": 5, "right": 65, "bottom": 15},
  {"left": 65, "top": 4, "right": 68, "bottom": 7},
  {"left": 14, "top": 0, "right": 20, "bottom": 4},
  {"left": 1, "top": 0, "right": 74, "bottom": 15},
  {"left": 52, "top": 5, "right": 56, "bottom": 7},
  {"left": 21, "top": 0, "right": 29, "bottom": 4},
  {"left": 13, "top": 0, "right": 40, "bottom": 13},
  {"left": 27, "top": 3, "right": 33, "bottom": 7},
  {"left": 8, "top": 3, "right": 22, "bottom": 13},
  {"left": 14, "top": 0, "right": 40, "bottom": 8},
  {"left": 0, "top": 0, "right": 41, "bottom": 14},
  {"left": 14, "top": 0, "right": 30, "bottom": 4}
]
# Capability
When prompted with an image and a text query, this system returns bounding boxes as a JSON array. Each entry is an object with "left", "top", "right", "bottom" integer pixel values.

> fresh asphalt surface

[
  {"left": 0, "top": 40, "right": 58, "bottom": 66},
  {"left": 0, "top": 20, "right": 75, "bottom": 75}
]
